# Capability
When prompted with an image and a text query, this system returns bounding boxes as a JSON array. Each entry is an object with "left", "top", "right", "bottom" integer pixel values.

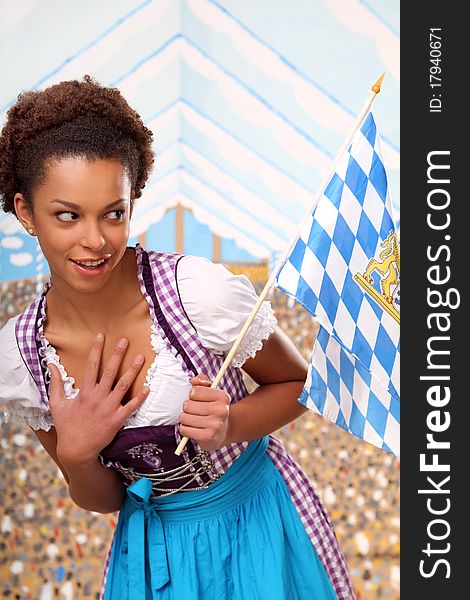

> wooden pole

[
  {"left": 213, "top": 233, "right": 221, "bottom": 263},
  {"left": 176, "top": 203, "right": 184, "bottom": 254},
  {"left": 138, "top": 232, "right": 147, "bottom": 248}
]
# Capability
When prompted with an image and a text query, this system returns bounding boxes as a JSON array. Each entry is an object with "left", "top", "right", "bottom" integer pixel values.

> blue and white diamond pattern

[{"left": 277, "top": 112, "right": 400, "bottom": 456}]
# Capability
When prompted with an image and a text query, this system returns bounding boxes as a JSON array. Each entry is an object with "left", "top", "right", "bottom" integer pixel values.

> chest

[{"left": 44, "top": 301, "right": 156, "bottom": 404}]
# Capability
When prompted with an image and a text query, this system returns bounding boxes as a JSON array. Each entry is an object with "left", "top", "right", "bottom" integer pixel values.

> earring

[{"left": 27, "top": 227, "right": 35, "bottom": 235}]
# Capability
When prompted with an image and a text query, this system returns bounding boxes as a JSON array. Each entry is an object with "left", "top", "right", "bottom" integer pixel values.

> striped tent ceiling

[{"left": 0, "top": 0, "right": 399, "bottom": 280}]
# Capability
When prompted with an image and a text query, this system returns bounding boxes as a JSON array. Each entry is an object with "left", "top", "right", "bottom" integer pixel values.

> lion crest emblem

[{"left": 354, "top": 231, "right": 400, "bottom": 323}]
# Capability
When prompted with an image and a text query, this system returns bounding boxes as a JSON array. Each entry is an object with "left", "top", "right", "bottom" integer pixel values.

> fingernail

[
  {"left": 143, "top": 386, "right": 150, "bottom": 396},
  {"left": 133, "top": 354, "right": 144, "bottom": 365},
  {"left": 118, "top": 338, "right": 128, "bottom": 349},
  {"left": 96, "top": 332, "right": 104, "bottom": 342}
]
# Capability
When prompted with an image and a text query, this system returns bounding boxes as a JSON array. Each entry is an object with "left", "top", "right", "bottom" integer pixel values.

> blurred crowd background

[{"left": 0, "top": 276, "right": 399, "bottom": 599}]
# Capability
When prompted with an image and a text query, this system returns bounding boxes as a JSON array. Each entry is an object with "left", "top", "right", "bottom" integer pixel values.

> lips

[{"left": 69, "top": 255, "right": 111, "bottom": 276}]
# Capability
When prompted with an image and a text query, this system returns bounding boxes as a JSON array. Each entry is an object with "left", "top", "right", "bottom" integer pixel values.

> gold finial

[{"left": 371, "top": 73, "right": 385, "bottom": 94}]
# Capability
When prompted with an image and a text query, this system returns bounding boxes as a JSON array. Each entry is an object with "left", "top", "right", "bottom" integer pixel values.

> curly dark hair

[{"left": 0, "top": 75, "right": 154, "bottom": 216}]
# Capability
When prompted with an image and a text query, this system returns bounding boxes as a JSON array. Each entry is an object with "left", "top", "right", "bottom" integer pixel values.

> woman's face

[{"left": 14, "top": 157, "right": 133, "bottom": 294}]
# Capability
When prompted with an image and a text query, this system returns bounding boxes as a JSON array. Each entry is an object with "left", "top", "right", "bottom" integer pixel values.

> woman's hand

[
  {"left": 179, "top": 374, "right": 231, "bottom": 451},
  {"left": 48, "top": 333, "right": 149, "bottom": 467}
]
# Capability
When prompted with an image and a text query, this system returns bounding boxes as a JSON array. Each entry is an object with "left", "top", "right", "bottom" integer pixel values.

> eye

[
  {"left": 106, "top": 209, "right": 125, "bottom": 220},
  {"left": 56, "top": 211, "right": 78, "bottom": 222}
]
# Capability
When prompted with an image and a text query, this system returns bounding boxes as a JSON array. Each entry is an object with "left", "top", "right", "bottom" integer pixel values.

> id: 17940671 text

[{"left": 429, "top": 28, "right": 442, "bottom": 113}]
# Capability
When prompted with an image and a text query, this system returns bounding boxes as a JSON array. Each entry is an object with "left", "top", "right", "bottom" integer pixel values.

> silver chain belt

[{"left": 120, "top": 451, "right": 221, "bottom": 497}]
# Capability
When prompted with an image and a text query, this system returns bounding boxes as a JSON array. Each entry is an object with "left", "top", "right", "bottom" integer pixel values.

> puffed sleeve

[
  {"left": 176, "top": 255, "right": 277, "bottom": 367},
  {"left": 0, "top": 316, "right": 53, "bottom": 431}
]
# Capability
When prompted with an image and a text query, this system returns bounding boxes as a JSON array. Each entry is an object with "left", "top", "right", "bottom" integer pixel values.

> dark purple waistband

[{"left": 99, "top": 425, "right": 216, "bottom": 494}]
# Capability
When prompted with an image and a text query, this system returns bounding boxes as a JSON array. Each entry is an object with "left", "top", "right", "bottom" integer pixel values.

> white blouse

[{"left": 0, "top": 255, "right": 277, "bottom": 432}]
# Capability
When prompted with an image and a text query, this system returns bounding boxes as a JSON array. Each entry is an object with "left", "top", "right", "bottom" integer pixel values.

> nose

[{"left": 80, "top": 221, "right": 106, "bottom": 252}]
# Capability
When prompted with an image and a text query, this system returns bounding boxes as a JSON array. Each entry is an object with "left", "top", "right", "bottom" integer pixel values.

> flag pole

[{"left": 175, "top": 74, "right": 385, "bottom": 456}]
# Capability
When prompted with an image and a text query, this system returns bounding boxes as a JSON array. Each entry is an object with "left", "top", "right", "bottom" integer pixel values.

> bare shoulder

[{"left": 32, "top": 427, "right": 70, "bottom": 484}]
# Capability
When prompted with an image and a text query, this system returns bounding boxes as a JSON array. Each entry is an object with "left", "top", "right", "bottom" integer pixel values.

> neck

[{"left": 45, "top": 248, "right": 141, "bottom": 333}]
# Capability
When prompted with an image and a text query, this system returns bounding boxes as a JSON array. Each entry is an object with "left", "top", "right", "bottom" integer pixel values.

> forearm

[
  {"left": 224, "top": 379, "right": 307, "bottom": 444},
  {"left": 60, "top": 456, "right": 125, "bottom": 513}
]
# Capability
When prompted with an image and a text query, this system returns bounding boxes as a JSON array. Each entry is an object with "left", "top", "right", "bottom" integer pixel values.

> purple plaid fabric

[
  {"left": 13, "top": 245, "right": 354, "bottom": 599},
  {"left": 14, "top": 280, "right": 52, "bottom": 407}
]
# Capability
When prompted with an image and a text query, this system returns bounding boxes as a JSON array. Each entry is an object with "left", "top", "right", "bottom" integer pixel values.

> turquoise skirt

[{"left": 103, "top": 437, "right": 337, "bottom": 599}]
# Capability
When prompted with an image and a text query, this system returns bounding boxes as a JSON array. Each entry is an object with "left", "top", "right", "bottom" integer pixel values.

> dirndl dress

[
  {"left": 1, "top": 246, "right": 355, "bottom": 598},
  {"left": 103, "top": 437, "right": 337, "bottom": 599}
]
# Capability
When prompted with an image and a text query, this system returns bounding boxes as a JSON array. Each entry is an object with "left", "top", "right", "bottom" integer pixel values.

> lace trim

[
  {"left": 3, "top": 407, "right": 53, "bottom": 431},
  {"left": 147, "top": 324, "right": 163, "bottom": 384},
  {"left": 230, "top": 301, "right": 277, "bottom": 368},
  {"left": 36, "top": 288, "right": 79, "bottom": 400},
  {"left": 39, "top": 344, "right": 79, "bottom": 400}
]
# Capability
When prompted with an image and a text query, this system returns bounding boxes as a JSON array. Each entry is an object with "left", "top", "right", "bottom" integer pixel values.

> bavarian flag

[{"left": 276, "top": 112, "right": 400, "bottom": 456}]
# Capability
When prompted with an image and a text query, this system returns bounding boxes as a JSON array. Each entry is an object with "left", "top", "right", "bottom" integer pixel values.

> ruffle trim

[
  {"left": 38, "top": 344, "right": 79, "bottom": 400},
  {"left": 36, "top": 286, "right": 79, "bottom": 400},
  {"left": 230, "top": 301, "right": 277, "bottom": 368},
  {"left": 3, "top": 406, "right": 53, "bottom": 432},
  {"left": 146, "top": 324, "right": 163, "bottom": 387}
]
